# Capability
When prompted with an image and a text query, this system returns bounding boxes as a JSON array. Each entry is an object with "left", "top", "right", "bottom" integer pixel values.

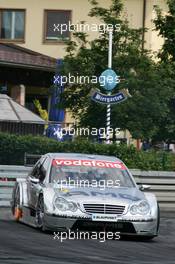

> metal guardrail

[
  {"left": 132, "top": 169, "right": 175, "bottom": 212},
  {"left": 0, "top": 165, "right": 31, "bottom": 207},
  {"left": 0, "top": 165, "right": 175, "bottom": 211}
]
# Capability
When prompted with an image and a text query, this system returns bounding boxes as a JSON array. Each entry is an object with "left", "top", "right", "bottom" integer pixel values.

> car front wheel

[{"left": 36, "top": 195, "right": 45, "bottom": 230}]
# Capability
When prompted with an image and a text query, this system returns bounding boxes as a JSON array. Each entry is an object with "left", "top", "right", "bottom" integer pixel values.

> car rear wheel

[{"left": 36, "top": 195, "right": 45, "bottom": 230}]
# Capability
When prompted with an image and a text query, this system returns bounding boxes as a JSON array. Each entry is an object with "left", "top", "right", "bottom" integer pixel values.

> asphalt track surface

[{"left": 0, "top": 209, "right": 175, "bottom": 264}]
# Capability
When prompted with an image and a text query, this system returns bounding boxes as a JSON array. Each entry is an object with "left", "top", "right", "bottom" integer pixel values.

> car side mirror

[
  {"left": 139, "top": 184, "right": 151, "bottom": 191},
  {"left": 29, "top": 177, "right": 39, "bottom": 184}
]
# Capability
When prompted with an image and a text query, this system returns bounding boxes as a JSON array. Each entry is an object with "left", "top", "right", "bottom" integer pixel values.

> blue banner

[{"left": 49, "top": 59, "right": 65, "bottom": 122}]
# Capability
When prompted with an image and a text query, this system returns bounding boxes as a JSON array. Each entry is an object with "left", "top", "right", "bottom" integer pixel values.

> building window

[
  {"left": 44, "top": 10, "right": 71, "bottom": 42},
  {"left": 0, "top": 9, "right": 25, "bottom": 41}
]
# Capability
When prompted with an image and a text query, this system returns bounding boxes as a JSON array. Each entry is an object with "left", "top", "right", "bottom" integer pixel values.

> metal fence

[{"left": 0, "top": 165, "right": 175, "bottom": 211}]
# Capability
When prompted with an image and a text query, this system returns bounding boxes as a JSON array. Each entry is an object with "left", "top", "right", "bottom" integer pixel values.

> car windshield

[{"left": 50, "top": 159, "right": 135, "bottom": 188}]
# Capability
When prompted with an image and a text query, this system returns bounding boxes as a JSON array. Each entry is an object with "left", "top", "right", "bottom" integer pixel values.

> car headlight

[
  {"left": 130, "top": 204, "right": 138, "bottom": 215},
  {"left": 54, "top": 197, "right": 77, "bottom": 212},
  {"left": 130, "top": 201, "right": 150, "bottom": 215}
]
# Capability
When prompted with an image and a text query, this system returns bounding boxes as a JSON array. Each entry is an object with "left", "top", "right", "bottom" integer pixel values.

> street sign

[
  {"left": 99, "top": 69, "right": 120, "bottom": 91},
  {"left": 91, "top": 89, "right": 129, "bottom": 105}
]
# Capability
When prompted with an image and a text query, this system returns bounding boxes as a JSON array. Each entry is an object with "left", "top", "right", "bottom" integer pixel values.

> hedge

[{"left": 0, "top": 133, "right": 174, "bottom": 171}]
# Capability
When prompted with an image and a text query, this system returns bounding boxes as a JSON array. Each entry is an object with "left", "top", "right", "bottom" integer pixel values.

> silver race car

[{"left": 11, "top": 153, "right": 159, "bottom": 239}]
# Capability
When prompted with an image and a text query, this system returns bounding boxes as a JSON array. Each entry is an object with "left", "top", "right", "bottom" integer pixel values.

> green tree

[
  {"left": 154, "top": 0, "right": 175, "bottom": 62},
  {"left": 153, "top": 0, "right": 175, "bottom": 142},
  {"left": 61, "top": 0, "right": 174, "bottom": 141}
]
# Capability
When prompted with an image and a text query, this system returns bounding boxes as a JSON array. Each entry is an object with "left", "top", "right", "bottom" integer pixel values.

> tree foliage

[
  {"left": 0, "top": 133, "right": 174, "bottom": 170},
  {"left": 153, "top": 0, "right": 175, "bottom": 142},
  {"left": 154, "top": 0, "right": 175, "bottom": 62}
]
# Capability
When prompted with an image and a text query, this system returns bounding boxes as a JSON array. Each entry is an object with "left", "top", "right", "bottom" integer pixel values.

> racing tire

[
  {"left": 120, "top": 235, "right": 156, "bottom": 241},
  {"left": 36, "top": 195, "right": 45, "bottom": 231},
  {"left": 137, "top": 203, "right": 160, "bottom": 241},
  {"left": 139, "top": 236, "right": 156, "bottom": 241}
]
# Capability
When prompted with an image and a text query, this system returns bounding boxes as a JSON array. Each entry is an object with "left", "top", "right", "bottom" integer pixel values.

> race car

[{"left": 11, "top": 153, "right": 159, "bottom": 239}]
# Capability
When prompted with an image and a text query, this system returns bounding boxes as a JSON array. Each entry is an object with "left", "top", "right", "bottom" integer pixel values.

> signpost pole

[{"left": 106, "top": 29, "right": 113, "bottom": 144}]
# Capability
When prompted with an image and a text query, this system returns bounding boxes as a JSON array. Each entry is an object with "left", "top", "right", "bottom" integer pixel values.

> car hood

[{"left": 50, "top": 185, "right": 145, "bottom": 205}]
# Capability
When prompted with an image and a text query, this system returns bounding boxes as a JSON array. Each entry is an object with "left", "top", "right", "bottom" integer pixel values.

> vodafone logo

[{"left": 52, "top": 159, "right": 126, "bottom": 170}]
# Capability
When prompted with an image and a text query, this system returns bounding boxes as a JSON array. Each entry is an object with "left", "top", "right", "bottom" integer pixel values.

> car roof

[{"left": 45, "top": 153, "right": 122, "bottom": 163}]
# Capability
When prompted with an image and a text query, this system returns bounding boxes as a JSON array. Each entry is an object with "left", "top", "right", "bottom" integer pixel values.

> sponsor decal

[
  {"left": 60, "top": 188, "right": 69, "bottom": 193},
  {"left": 62, "top": 190, "right": 140, "bottom": 201},
  {"left": 52, "top": 159, "right": 126, "bottom": 170},
  {"left": 92, "top": 214, "right": 119, "bottom": 222}
]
